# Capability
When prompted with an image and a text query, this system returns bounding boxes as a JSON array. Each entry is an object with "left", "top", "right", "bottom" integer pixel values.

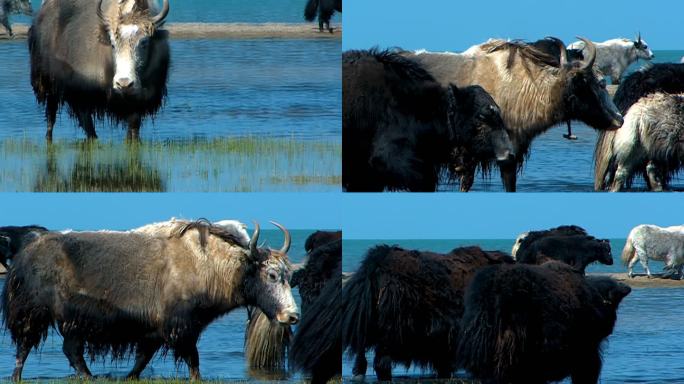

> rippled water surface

[
  {"left": 343, "top": 239, "right": 683, "bottom": 383},
  {"left": 0, "top": 229, "right": 318, "bottom": 381}
]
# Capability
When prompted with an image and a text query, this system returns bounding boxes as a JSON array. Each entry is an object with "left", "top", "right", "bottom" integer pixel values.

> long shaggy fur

[
  {"left": 622, "top": 224, "right": 684, "bottom": 278},
  {"left": 343, "top": 48, "right": 512, "bottom": 192},
  {"left": 244, "top": 307, "right": 292, "bottom": 370},
  {"left": 613, "top": 63, "right": 684, "bottom": 114},
  {"left": 457, "top": 262, "right": 631, "bottom": 384},
  {"left": 0, "top": 225, "right": 48, "bottom": 269},
  {"left": 339, "top": 245, "right": 514, "bottom": 381}
]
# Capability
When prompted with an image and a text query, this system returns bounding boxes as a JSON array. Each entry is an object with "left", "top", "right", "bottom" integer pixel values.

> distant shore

[
  {"left": 593, "top": 273, "right": 684, "bottom": 288},
  {"left": 0, "top": 22, "right": 342, "bottom": 41}
]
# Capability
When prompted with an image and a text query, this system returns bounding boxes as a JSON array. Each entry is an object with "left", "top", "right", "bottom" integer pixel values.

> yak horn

[
  {"left": 249, "top": 221, "right": 260, "bottom": 259},
  {"left": 545, "top": 36, "right": 568, "bottom": 67},
  {"left": 270, "top": 221, "right": 291, "bottom": 254},
  {"left": 577, "top": 36, "right": 596, "bottom": 71},
  {"left": 97, "top": 0, "right": 106, "bottom": 23},
  {"left": 151, "top": 0, "right": 170, "bottom": 26}
]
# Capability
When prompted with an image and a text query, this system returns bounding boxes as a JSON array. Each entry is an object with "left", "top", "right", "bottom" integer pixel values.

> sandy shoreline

[
  {"left": 0, "top": 22, "right": 341, "bottom": 41},
  {"left": 593, "top": 272, "right": 684, "bottom": 288}
]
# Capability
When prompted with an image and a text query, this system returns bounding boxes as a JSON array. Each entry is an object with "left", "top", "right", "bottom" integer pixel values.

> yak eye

[{"left": 267, "top": 270, "right": 279, "bottom": 282}]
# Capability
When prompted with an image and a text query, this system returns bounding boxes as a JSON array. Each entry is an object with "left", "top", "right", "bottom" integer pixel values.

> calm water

[
  {"left": 0, "top": 229, "right": 324, "bottom": 381},
  {"left": 439, "top": 50, "right": 684, "bottom": 192},
  {"left": 343, "top": 238, "right": 682, "bottom": 383},
  {"left": 0, "top": 38, "right": 341, "bottom": 191}
]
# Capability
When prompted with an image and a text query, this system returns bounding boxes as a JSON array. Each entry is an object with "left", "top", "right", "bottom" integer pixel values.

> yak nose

[
  {"left": 115, "top": 78, "right": 135, "bottom": 91},
  {"left": 288, "top": 313, "right": 299, "bottom": 325},
  {"left": 610, "top": 113, "right": 624, "bottom": 129},
  {"left": 276, "top": 310, "right": 299, "bottom": 324}
]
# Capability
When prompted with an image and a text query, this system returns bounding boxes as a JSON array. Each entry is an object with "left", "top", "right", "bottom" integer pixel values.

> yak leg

[
  {"left": 0, "top": 14, "right": 12, "bottom": 37},
  {"left": 499, "top": 160, "right": 517, "bottom": 192},
  {"left": 62, "top": 335, "right": 92, "bottom": 378},
  {"left": 634, "top": 245, "right": 653, "bottom": 278},
  {"left": 11, "top": 340, "right": 33, "bottom": 382},
  {"left": 645, "top": 161, "right": 664, "bottom": 191},
  {"left": 351, "top": 353, "right": 367, "bottom": 380},
  {"left": 76, "top": 111, "right": 98, "bottom": 139},
  {"left": 627, "top": 254, "right": 639, "bottom": 278},
  {"left": 610, "top": 164, "right": 631, "bottom": 192},
  {"left": 179, "top": 344, "right": 201, "bottom": 380},
  {"left": 459, "top": 167, "right": 476, "bottom": 192},
  {"left": 126, "top": 339, "right": 162, "bottom": 379},
  {"left": 45, "top": 96, "right": 58, "bottom": 141},
  {"left": 126, "top": 114, "right": 142, "bottom": 141},
  {"left": 373, "top": 349, "right": 392, "bottom": 381},
  {"left": 570, "top": 349, "right": 602, "bottom": 384}
]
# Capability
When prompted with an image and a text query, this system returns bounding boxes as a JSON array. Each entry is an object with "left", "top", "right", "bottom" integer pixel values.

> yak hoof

[{"left": 563, "top": 134, "right": 578, "bottom": 140}]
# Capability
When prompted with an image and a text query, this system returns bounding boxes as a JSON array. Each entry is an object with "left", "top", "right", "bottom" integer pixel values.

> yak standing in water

[
  {"left": 458, "top": 262, "right": 631, "bottom": 384},
  {"left": 304, "top": 0, "right": 341, "bottom": 33},
  {"left": 512, "top": 225, "right": 613, "bottom": 273},
  {"left": 406, "top": 37, "right": 623, "bottom": 191},
  {"left": 29, "top": 0, "right": 171, "bottom": 140},
  {"left": 343, "top": 49, "right": 514, "bottom": 192},
  {"left": 2, "top": 219, "right": 299, "bottom": 381},
  {"left": 0, "top": 0, "right": 32, "bottom": 37},
  {"left": 339, "top": 245, "right": 514, "bottom": 381}
]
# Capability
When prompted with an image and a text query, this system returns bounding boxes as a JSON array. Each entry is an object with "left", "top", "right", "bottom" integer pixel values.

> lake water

[
  {"left": 0, "top": 37, "right": 341, "bottom": 191},
  {"left": 438, "top": 50, "right": 684, "bottom": 192},
  {"left": 343, "top": 238, "right": 682, "bottom": 383},
  {"left": 0, "top": 229, "right": 324, "bottom": 381}
]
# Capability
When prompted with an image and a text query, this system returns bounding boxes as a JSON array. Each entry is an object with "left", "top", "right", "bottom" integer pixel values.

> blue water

[
  {"left": 438, "top": 50, "right": 684, "bottom": 192},
  {"left": 342, "top": 238, "right": 680, "bottom": 383},
  {"left": 0, "top": 229, "right": 326, "bottom": 381},
  {"left": 15, "top": 0, "right": 341, "bottom": 24}
]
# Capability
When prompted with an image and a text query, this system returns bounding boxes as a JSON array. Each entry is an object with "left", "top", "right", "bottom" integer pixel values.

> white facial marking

[{"left": 120, "top": 24, "right": 140, "bottom": 39}]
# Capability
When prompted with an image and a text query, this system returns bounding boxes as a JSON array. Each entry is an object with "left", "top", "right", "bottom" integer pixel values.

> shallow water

[
  {"left": 438, "top": 50, "right": 684, "bottom": 192},
  {"left": 0, "top": 38, "right": 341, "bottom": 191},
  {"left": 342, "top": 239, "right": 681, "bottom": 383},
  {"left": 0, "top": 229, "right": 319, "bottom": 381}
]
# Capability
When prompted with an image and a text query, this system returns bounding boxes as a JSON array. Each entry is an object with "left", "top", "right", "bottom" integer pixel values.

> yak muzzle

[
  {"left": 610, "top": 114, "right": 624, "bottom": 129},
  {"left": 496, "top": 150, "right": 516, "bottom": 163},
  {"left": 276, "top": 310, "right": 299, "bottom": 325}
]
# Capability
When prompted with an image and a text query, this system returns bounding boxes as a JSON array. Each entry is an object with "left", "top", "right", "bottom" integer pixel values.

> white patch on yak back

[{"left": 213, "top": 220, "right": 250, "bottom": 248}]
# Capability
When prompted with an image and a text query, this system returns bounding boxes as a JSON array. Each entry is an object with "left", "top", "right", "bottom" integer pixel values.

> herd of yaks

[
  {"left": 343, "top": 35, "right": 684, "bottom": 192},
  {"left": 4, "top": 223, "right": 681, "bottom": 383}
]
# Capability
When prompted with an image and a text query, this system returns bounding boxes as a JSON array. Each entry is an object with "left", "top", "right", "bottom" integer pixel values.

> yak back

[{"left": 614, "top": 63, "right": 684, "bottom": 114}]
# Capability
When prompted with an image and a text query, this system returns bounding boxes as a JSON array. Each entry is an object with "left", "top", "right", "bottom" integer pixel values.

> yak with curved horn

[
  {"left": 2, "top": 219, "right": 298, "bottom": 381},
  {"left": 29, "top": 0, "right": 171, "bottom": 140}
]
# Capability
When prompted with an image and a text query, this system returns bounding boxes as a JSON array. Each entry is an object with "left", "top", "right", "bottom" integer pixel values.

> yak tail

[
  {"left": 304, "top": 0, "right": 319, "bottom": 21},
  {"left": 244, "top": 307, "right": 291, "bottom": 370},
  {"left": 290, "top": 279, "right": 342, "bottom": 384},
  {"left": 621, "top": 234, "right": 636, "bottom": 266},
  {"left": 594, "top": 129, "right": 618, "bottom": 191}
]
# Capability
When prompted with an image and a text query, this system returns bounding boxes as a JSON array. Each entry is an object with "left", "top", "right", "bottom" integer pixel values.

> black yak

[
  {"left": 0, "top": 225, "right": 48, "bottom": 269},
  {"left": 406, "top": 37, "right": 623, "bottom": 191},
  {"left": 612, "top": 63, "right": 684, "bottom": 115},
  {"left": 343, "top": 49, "right": 515, "bottom": 192},
  {"left": 512, "top": 225, "right": 613, "bottom": 273},
  {"left": 0, "top": 0, "right": 32, "bottom": 37},
  {"left": 29, "top": 0, "right": 171, "bottom": 140},
  {"left": 244, "top": 231, "right": 341, "bottom": 373},
  {"left": 340, "top": 245, "right": 514, "bottom": 381},
  {"left": 2, "top": 219, "right": 299, "bottom": 381},
  {"left": 304, "top": 0, "right": 341, "bottom": 33},
  {"left": 458, "top": 261, "right": 631, "bottom": 384}
]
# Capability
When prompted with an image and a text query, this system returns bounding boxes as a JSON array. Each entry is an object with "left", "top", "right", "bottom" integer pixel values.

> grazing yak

[
  {"left": 304, "top": 0, "right": 341, "bottom": 33},
  {"left": 406, "top": 37, "right": 624, "bottom": 191},
  {"left": 458, "top": 261, "right": 631, "bottom": 384},
  {"left": 244, "top": 231, "right": 341, "bottom": 373},
  {"left": 0, "top": 0, "right": 32, "bottom": 37},
  {"left": 29, "top": 0, "right": 171, "bottom": 140},
  {"left": 340, "top": 245, "right": 514, "bottom": 381},
  {"left": 512, "top": 225, "right": 613, "bottom": 273},
  {"left": 0, "top": 225, "right": 48, "bottom": 269},
  {"left": 622, "top": 224, "right": 684, "bottom": 279},
  {"left": 595, "top": 93, "right": 684, "bottom": 191},
  {"left": 2, "top": 219, "right": 299, "bottom": 381},
  {"left": 343, "top": 49, "right": 514, "bottom": 192},
  {"left": 568, "top": 34, "right": 655, "bottom": 84}
]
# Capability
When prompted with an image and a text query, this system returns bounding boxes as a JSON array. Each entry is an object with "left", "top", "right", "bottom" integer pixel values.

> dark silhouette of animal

[
  {"left": 343, "top": 49, "right": 514, "bottom": 192},
  {"left": 613, "top": 63, "right": 684, "bottom": 115},
  {"left": 512, "top": 225, "right": 613, "bottom": 273},
  {"left": 2, "top": 219, "right": 299, "bottom": 381},
  {"left": 340, "top": 245, "right": 514, "bottom": 381},
  {"left": 0, "top": 225, "right": 48, "bottom": 269},
  {"left": 458, "top": 261, "right": 631, "bottom": 384},
  {"left": 304, "top": 0, "right": 341, "bottom": 33},
  {"left": 405, "top": 37, "right": 623, "bottom": 191},
  {"left": 530, "top": 37, "right": 584, "bottom": 64},
  {"left": 244, "top": 231, "right": 341, "bottom": 374},
  {"left": 0, "top": 0, "right": 31, "bottom": 37},
  {"left": 29, "top": 0, "right": 171, "bottom": 140}
]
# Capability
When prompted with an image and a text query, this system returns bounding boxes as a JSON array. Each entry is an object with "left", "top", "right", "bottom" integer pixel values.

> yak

[
  {"left": 613, "top": 63, "right": 684, "bottom": 115},
  {"left": 343, "top": 49, "right": 514, "bottom": 192},
  {"left": 244, "top": 231, "right": 341, "bottom": 373},
  {"left": 0, "top": 225, "right": 48, "bottom": 269},
  {"left": 2, "top": 219, "right": 299, "bottom": 381},
  {"left": 0, "top": 0, "right": 31, "bottom": 37},
  {"left": 406, "top": 37, "right": 623, "bottom": 191},
  {"left": 622, "top": 224, "right": 684, "bottom": 279},
  {"left": 304, "top": 0, "right": 341, "bottom": 33},
  {"left": 512, "top": 225, "right": 613, "bottom": 273},
  {"left": 29, "top": 0, "right": 171, "bottom": 140},
  {"left": 457, "top": 261, "right": 631, "bottom": 384},
  {"left": 339, "top": 244, "right": 514, "bottom": 381}
]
